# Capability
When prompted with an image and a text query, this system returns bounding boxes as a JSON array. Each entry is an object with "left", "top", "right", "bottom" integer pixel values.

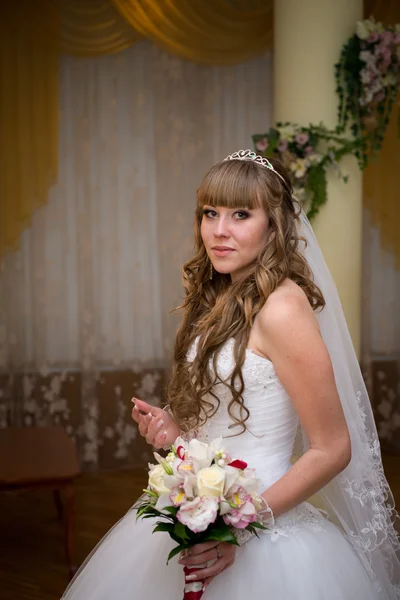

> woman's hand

[
  {"left": 178, "top": 541, "right": 236, "bottom": 591},
  {"left": 131, "top": 398, "right": 181, "bottom": 449}
]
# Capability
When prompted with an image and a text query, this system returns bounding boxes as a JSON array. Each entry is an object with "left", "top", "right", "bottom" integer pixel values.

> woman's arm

[{"left": 255, "top": 284, "right": 351, "bottom": 519}]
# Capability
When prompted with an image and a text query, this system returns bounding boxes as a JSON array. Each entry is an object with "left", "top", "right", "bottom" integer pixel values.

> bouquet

[{"left": 134, "top": 436, "right": 269, "bottom": 599}]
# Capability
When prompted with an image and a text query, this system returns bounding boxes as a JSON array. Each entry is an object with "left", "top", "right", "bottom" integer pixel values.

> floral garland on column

[{"left": 253, "top": 18, "right": 400, "bottom": 220}]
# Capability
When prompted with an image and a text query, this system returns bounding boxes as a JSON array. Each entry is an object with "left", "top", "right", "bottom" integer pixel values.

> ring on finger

[{"left": 216, "top": 545, "right": 222, "bottom": 559}]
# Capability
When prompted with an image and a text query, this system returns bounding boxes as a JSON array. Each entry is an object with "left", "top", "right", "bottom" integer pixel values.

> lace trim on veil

[{"left": 336, "top": 391, "right": 400, "bottom": 596}]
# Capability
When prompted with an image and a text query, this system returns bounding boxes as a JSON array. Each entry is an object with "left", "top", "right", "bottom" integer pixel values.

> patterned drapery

[{"left": 0, "top": 43, "right": 273, "bottom": 469}]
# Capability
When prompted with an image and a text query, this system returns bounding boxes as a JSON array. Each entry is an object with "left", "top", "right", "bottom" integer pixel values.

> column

[{"left": 274, "top": 0, "right": 363, "bottom": 356}]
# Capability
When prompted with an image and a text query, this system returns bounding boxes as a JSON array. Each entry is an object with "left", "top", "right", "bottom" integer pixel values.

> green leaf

[
  {"left": 203, "top": 528, "right": 239, "bottom": 546},
  {"left": 167, "top": 544, "right": 185, "bottom": 565},
  {"left": 153, "top": 522, "right": 174, "bottom": 534},
  {"left": 142, "top": 488, "right": 158, "bottom": 498},
  {"left": 249, "top": 521, "right": 267, "bottom": 530},
  {"left": 174, "top": 521, "right": 190, "bottom": 541},
  {"left": 161, "top": 461, "right": 174, "bottom": 475},
  {"left": 305, "top": 164, "right": 327, "bottom": 221},
  {"left": 163, "top": 506, "right": 179, "bottom": 517},
  {"left": 136, "top": 505, "right": 151, "bottom": 518}
]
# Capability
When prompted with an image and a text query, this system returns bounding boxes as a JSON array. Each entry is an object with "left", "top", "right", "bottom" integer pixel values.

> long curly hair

[{"left": 166, "top": 156, "right": 325, "bottom": 436}]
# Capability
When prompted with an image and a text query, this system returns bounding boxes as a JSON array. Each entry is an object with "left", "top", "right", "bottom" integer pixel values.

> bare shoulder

[
  {"left": 258, "top": 279, "right": 317, "bottom": 333},
  {"left": 249, "top": 279, "right": 330, "bottom": 382}
]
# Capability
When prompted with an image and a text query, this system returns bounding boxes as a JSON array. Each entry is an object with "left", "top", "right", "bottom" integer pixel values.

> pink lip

[{"left": 212, "top": 246, "right": 235, "bottom": 257}]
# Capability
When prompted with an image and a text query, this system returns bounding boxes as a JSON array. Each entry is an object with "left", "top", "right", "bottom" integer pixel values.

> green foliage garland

[{"left": 253, "top": 18, "right": 400, "bottom": 219}]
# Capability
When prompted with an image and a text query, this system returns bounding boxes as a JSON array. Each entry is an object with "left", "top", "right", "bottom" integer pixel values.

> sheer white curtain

[
  {"left": 0, "top": 42, "right": 273, "bottom": 467},
  {"left": 362, "top": 209, "right": 400, "bottom": 453}
]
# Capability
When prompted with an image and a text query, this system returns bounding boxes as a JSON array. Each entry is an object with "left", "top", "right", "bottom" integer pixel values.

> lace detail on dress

[
  {"left": 265, "top": 503, "right": 327, "bottom": 543},
  {"left": 234, "top": 503, "right": 327, "bottom": 546},
  {"left": 218, "top": 339, "right": 282, "bottom": 391}
]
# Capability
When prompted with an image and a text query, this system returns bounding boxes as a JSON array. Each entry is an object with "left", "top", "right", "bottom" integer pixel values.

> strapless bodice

[{"left": 188, "top": 338, "right": 299, "bottom": 488}]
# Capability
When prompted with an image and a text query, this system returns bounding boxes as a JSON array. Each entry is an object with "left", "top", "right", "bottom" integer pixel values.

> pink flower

[
  {"left": 394, "top": 33, "right": 400, "bottom": 45},
  {"left": 278, "top": 139, "right": 288, "bottom": 152},
  {"left": 360, "top": 50, "right": 375, "bottom": 65},
  {"left": 368, "top": 32, "right": 379, "bottom": 43},
  {"left": 295, "top": 132, "right": 309, "bottom": 146},
  {"left": 177, "top": 496, "right": 219, "bottom": 533},
  {"left": 255, "top": 137, "right": 268, "bottom": 152},
  {"left": 360, "top": 68, "right": 373, "bottom": 84},
  {"left": 375, "top": 44, "right": 391, "bottom": 62},
  {"left": 374, "top": 90, "right": 385, "bottom": 103},
  {"left": 223, "top": 500, "right": 257, "bottom": 529},
  {"left": 170, "top": 487, "right": 187, "bottom": 506},
  {"left": 304, "top": 145, "right": 313, "bottom": 156},
  {"left": 380, "top": 31, "right": 394, "bottom": 46}
]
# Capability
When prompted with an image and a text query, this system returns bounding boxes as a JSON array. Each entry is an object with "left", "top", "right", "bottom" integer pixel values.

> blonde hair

[{"left": 167, "top": 157, "right": 325, "bottom": 435}]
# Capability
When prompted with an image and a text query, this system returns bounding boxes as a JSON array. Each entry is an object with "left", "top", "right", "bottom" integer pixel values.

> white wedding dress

[{"left": 62, "top": 338, "right": 380, "bottom": 599}]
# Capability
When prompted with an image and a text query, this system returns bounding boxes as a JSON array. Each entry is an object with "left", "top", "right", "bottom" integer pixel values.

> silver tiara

[{"left": 223, "top": 149, "right": 285, "bottom": 183}]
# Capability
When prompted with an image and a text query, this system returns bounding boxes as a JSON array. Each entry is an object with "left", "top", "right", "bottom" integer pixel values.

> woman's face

[{"left": 200, "top": 204, "right": 270, "bottom": 282}]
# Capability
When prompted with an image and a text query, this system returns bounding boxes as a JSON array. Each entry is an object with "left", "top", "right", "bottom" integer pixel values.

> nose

[{"left": 214, "top": 215, "right": 230, "bottom": 238}]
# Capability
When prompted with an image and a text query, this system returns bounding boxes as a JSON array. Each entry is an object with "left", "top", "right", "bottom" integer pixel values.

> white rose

[
  {"left": 148, "top": 464, "right": 170, "bottom": 495},
  {"left": 177, "top": 496, "right": 219, "bottom": 533},
  {"left": 356, "top": 20, "right": 369, "bottom": 40},
  {"left": 197, "top": 465, "right": 226, "bottom": 498}
]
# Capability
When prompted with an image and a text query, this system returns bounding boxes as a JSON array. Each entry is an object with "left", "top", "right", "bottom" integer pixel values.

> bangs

[{"left": 197, "top": 160, "right": 264, "bottom": 210}]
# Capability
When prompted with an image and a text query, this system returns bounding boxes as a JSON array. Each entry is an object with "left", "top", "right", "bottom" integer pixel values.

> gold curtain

[
  {"left": 0, "top": 2, "right": 58, "bottom": 259},
  {"left": 112, "top": 0, "right": 273, "bottom": 65},
  {"left": 363, "top": 0, "right": 400, "bottom": 267},
  {"left": 38, "top": 0, "right": 142, "bottom": 56},
  {"left": 0, "top": 0, "right": 273, "bottom": 261}
]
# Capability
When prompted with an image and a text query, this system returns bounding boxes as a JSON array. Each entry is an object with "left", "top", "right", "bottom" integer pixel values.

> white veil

[{"left": 298, "top": 211, "right": 400, "bottom": 599}]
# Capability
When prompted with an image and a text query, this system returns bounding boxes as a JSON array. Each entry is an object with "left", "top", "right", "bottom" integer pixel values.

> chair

[{"left": 0, "top": 426, "right": 81, "bottom": 579}]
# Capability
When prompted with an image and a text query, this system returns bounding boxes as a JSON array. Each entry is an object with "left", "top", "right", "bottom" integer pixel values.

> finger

[
  {"left": 153, "top": 429, "right": 167, "bottom": 449},
  {"left": 180, "top": 547, "right": 218, "bottom": 566},
  {"left": 131, "top": 405, "right": 143, "bottom": 424},
  {"left": 184, "top": 560, "right": 225, "bottom": 582},
  {"left": 187, "top": 540, "right": 219, "bottom": 556},
  {"left": 147, "top": 416, "right": 164, "bottom": 438},
  {"left": 133, "top": 399, "right": 161, "bottom": 417},
  {"left": 138, "top": 418, "right": 150, "bottom": 438},
  {"left": 146, "top": 417, "right": 166, "bottom": 448}
]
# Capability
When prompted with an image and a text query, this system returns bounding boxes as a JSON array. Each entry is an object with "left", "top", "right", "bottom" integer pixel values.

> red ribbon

[
  {"left": 183, "top": 565, "right": 205, "bottom": 600},
  {"left": 183, "top": 593, "right": 204, "bottom": 600}
]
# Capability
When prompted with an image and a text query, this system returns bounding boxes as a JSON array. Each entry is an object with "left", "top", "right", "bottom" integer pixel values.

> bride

[{"left": 62, "top": 151, "right": 400, "bottom": 599}]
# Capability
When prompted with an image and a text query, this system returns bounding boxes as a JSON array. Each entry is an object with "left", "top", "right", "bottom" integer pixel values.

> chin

[{"left": 214, "top": 266, "right": 233, "bottom": 275}]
